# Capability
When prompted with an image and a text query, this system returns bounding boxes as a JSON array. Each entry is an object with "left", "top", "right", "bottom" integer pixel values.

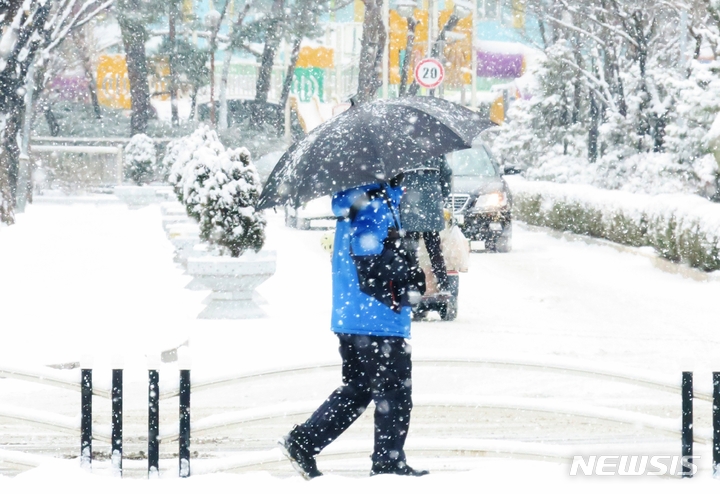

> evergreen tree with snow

[
  {"left": 167, "top": 125, "right": 223, "bottom": 205},
  {"left": 199, "top": 147, "right": 266, "bottom": 257},
  {"left": 492, "top": 0, "right": 720, "bottom": 198},
  {"left": 178, "top": 130, "right": 225, "bottom": 222}
]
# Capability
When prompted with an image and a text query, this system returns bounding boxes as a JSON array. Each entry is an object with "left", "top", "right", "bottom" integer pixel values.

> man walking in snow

[
  {"left": 279, "top": 178, "right": 428, "bottom": 479},
  {"left": 400, "top": 155, "right": 453, "bottom": 293}
]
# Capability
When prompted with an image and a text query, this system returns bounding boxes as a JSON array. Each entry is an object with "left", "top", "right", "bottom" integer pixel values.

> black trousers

[
  {"left": 290, "top": 334, "right": 413, "bottom": 466},
  {"left": 407, "top": 231, "right": 448, "bottom": 290}
]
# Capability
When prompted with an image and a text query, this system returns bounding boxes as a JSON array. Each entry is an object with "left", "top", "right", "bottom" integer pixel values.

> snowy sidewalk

[{"left": 2, "top": 198, "right": 720, "bottom": 492}]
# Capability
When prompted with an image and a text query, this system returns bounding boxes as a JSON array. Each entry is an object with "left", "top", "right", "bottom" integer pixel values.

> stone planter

[
  {"left": 166, "top": 222, "right": 200, "bottom": 239},
  {"left": 115, "top": 185, "right": 174, "bottom": 209},
  {"left": 186, "top": 250, "right": 276, "bottom": 319},
  {"left": 160, "top": 201, "right": 186, "bottom": 217},
  {"left": 171, "top": 233, "right": 203, "bottom": 265},
  {"left": 162, "top": 215, "right": 196, "bottom": 232},
  {"left": 171, "top": 233, "right": 213, "bottom": 266},
  {"left": 167, "top": 232, "right": 210, "bottom": 290}
]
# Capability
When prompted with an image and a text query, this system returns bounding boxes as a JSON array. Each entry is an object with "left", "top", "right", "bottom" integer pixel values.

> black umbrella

[{"left": 257, "top": 96, "right": 493, "bottom": 209}]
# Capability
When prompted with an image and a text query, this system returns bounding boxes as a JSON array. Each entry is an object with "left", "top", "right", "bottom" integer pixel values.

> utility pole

[
  {"left": 169, "top": 0, "right": 179, "bottom": 126},
  {"left": 382, "top": 0, "right": 389, "bottom": 98},
  {"left": 471, "top": 0, "right": 477, "bottom": 108}
]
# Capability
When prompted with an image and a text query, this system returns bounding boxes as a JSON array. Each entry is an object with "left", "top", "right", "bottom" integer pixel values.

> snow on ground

[
  {"left": 1, "top": 197, "right": 720, "bottom": 491},
  {"left": 6, "top": 458, "right": 720, "bottom": 494}
]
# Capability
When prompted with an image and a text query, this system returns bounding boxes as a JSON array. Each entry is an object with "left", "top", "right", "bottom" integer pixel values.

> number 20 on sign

[{"left": 414, "top": 58, "right": 445, "bottom": 90}]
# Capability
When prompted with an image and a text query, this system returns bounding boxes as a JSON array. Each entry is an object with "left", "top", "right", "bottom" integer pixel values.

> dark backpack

[{"left": 348, "top": 185, "right": 426, "bottom": 313}]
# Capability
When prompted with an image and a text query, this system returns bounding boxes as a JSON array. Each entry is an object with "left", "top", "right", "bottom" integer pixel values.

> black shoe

[
  {"left": 370, "top": 461, "right": 429, "bottom": 477},
  {"left": 279, "top": 434, "right": 323, "bottom": 480}
]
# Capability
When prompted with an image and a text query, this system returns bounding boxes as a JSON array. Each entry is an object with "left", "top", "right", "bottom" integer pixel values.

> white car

[{"left": 285, "top": 196, "right": 335, "bottom": 229}]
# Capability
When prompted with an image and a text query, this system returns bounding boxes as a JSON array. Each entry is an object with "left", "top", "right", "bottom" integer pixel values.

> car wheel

[
  {"left": 284, "top": 209, "right": 297, "bottom": 228},
  {"left": 439, "top": 298, "right": 457, "bottom": 321},
  {"left": 412, "top": 309, "right": 428, "bottom": 321},
  {"left": 495, "top": 225, "right": 512, "bottom": 253}
]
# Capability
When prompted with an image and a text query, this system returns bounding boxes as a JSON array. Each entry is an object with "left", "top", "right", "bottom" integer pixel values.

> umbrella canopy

[{"left": 257, "top": 96, "right": 493, "bottom": 209}]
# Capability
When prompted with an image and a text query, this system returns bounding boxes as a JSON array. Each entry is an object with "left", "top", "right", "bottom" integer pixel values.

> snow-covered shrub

[
  {"left": 167, "top": 125, "right": 224, "bottom": 206},
  {"left": 165, "top": 125, "right": 267, "bottom": 256},
  {"left": 198, "top": 147, "right": 266, "bottom": 257},
  {"left": 123, "top": 134, "right": 157, "bottom": 185},
  {"left": 158, "top": 138, "right": 185, "bottom": 183},
  {"left": 509, "top": 177, "right": 720, "bottom": 271},
  {"left": 180, "top": 135, "right": 225, "bottom": 222}
]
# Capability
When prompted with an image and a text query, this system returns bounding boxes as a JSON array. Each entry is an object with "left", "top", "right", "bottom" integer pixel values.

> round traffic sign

[{"left": 414, "top": 58, "right": 445, "bottom": 89}]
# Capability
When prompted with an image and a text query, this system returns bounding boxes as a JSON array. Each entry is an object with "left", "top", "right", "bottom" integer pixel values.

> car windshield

[{"left": 446, "top": 146, "right": 497, "bottom": 177}]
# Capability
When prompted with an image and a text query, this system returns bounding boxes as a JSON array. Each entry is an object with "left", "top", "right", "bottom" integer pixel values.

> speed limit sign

[{"left": 414, "top": 58, "right": 445, "bottom": 89}]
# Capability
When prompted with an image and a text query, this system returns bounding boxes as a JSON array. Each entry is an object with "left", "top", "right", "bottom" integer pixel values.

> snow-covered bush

[
  {"left": 123, "top": 134, "right": 157, "bottom": 185},
  {"left": 167, "top": 125, "right": 224, "bottom": 206},
  {"left": 180, "top": 136, "right": 225, "bottom": 222},
  {"left": 509, "top": 177, "right": 720, "bottom": 271},
  {"left": 165, "top": 125, "right": 266, "bottom": 256},
  {"left": 158, "top": 138, "right": 184, "bottom": 183},
  {"left": 198, "top": 148, "right": 266, "bottom": 257}
]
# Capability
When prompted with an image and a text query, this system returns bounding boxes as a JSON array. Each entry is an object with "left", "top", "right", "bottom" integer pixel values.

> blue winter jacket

[{"left": 330, "top": 183, "right": 412, "bottom": 339}]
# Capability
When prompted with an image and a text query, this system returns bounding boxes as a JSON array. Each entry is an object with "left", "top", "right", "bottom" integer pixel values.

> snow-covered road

[{"left": 1, "top": 197, "right": 719, "bottom": 491}]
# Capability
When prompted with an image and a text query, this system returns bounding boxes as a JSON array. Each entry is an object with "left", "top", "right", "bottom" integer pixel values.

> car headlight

[{"left": 471, "top": 192, "right": 507, "bottom": 211}]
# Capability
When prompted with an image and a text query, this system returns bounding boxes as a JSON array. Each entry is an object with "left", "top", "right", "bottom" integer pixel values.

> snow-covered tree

[
  {"left": 114, "top": 0, "right": 158, "bottom": 135},
  {"left": 167, "top": 125, "right": 225, "bottom": 219},
  {"left": 355, "top": 0, "right": 387, "bottom": 103},
  {"left": 168, "top": 125, "right": 223, "bottom": 204},
  {"left": 157, "top": 36, "right": 209, "bottom": 122},
  {"left": 124, "top": 133, "right": 157, "bottom": 185},
  {"left": 221, "top": 0, "right": 331, "bottom": 129},
  {"left": 0, "top": 0, "right": 113, "bottom": 224},
  {"left": 161, "top": 136, "right": 185, "bottom": 184},
  {"left": 166, "top": 125, "right": 266, "bottom": 256},
  {"left": 198, "top": 147, "right": 266, "bottom": 257},
  {"left": 493, "top": 0, "right": 720, "bottom": 197}
]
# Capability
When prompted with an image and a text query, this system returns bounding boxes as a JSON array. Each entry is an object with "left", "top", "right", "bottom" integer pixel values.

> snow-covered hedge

[
  {"left": 508, "top": 177, "right": 720, "bottom": 272},
  {"left": 164, "top": 125, "right": 266, "bottom": 257},
  {"left": 123, "top": 134, "right": 157, "bottom": 185}
]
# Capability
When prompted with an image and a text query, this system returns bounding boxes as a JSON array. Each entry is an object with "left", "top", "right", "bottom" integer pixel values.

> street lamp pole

[
  {"left": 205, "top": 7, "right": 225, "bottom": 127},
  {"left": 383, "top": 0, "right": 390, "bottom": 99},
  {"left": 471, "top": 0, "right": 477, "bottom": 108}
]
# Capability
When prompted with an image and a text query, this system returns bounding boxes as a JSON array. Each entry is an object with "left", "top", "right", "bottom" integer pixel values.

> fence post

[
  {"left": 682, "top": 371, "right": 693, "bottom": 478},
  {"left": 111, "top": 367, "right": 123, "bottom": 477},
  {"left": 80, "top": 367, "right": 92, "bottom": 470},
  {"left": 714, "top": 372, "right": 720, "bottom": 478},
  {"left": 179, "top": 348, "right": 191, "bottom": 478},
  {"left": 116, "top": 145, "right": 123, "bottom": 185},
  {"left": 148, "top": 365, "right": 160, "bottom": 479}
]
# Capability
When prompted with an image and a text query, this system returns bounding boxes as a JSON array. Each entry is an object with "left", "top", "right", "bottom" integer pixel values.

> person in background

[
  {"left": 400, "top": 155, "right": 453, "bottom": 292},
  {"left": 279, "top": 178, "right": 428, "bottom": 480}
]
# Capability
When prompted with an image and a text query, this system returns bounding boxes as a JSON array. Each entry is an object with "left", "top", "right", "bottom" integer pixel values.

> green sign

[{"left": 292, "top": 68, "right": 324, "bottom": 103}]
